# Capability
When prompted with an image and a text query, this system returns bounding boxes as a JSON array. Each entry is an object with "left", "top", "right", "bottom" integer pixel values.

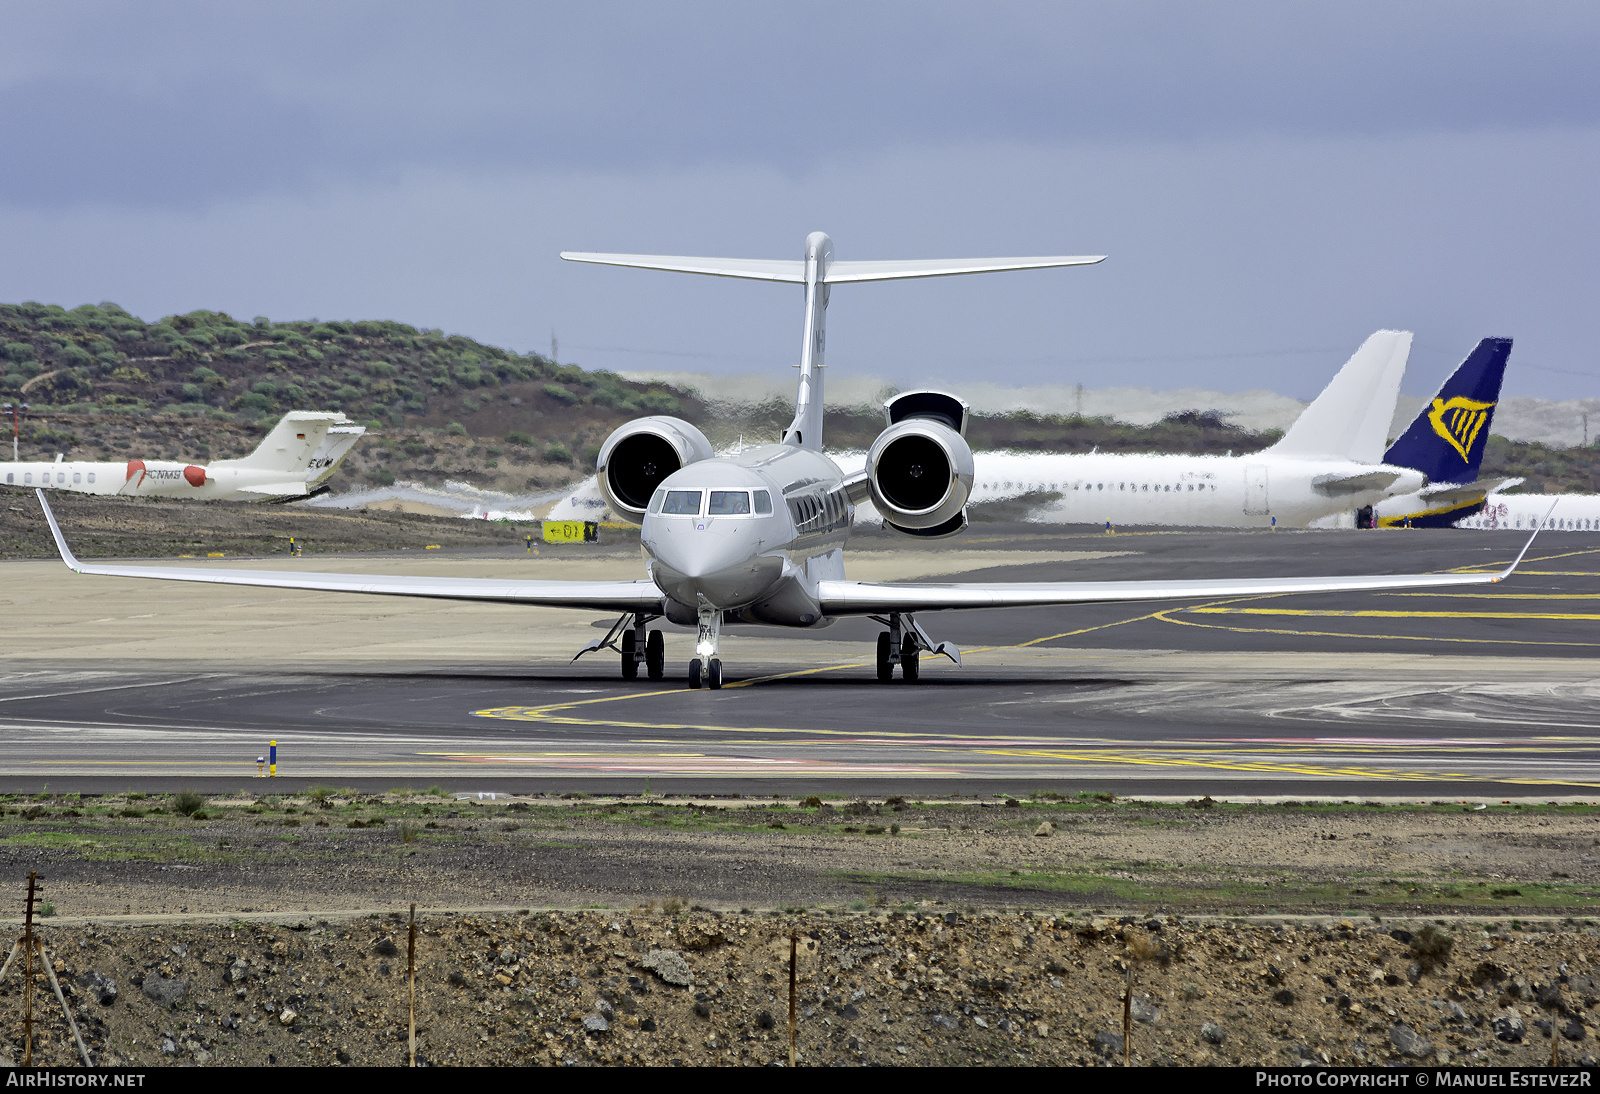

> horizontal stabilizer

[
  {"left": 1312, "top": 469, "right": 1402, "bottom": 497},
  {"left": 234, "top": 482, "right": 309, "bottom": 497},
  {"left": 561, "top": 253, "right": 805, "bottom": 283},
  {"left": 560, "top": 252, "right": 1107, "bottom": 284},
  {"left": 1417, "top": 476, "right": 1524, "bottom": 506},
  {"left": 823, "top": 256, "right": 1106, "bottom": 283}
]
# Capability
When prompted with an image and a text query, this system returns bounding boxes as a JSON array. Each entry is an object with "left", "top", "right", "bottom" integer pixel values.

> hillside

[
  {"left": 0, "top": 301, "right": 696, "bottom": 495},
  {"left": 3, "top": 301, "right": 1596, "bottom": 499}
]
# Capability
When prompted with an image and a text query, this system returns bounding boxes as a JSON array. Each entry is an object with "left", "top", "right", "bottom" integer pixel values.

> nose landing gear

[{"left": 688, "top": 605, "right": 724, "bottom": 689}]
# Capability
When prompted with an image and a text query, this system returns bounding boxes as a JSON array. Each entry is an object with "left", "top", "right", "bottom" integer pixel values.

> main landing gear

[
  {"left": 687, "top": 605, "right": 723, "bottom": 690},
  {"left": 873, "top": 612, "right": 958, "bottom": 682},
  {"left": 618, "top": 622, "right": 665, "bottom": 680},
  {"left": 573, "top": 612, "right": 664, "bottom": 680}
]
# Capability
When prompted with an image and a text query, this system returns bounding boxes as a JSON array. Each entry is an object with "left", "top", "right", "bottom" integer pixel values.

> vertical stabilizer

[
  {"left": 213, "top": 412, "right": 345, "bottom": 474},
  {"left": 1383, "top": 338, "right": 1511, "bottom": 485},
  {"left": 307, "top": 421, "right": 368, "bottom": 487},
  {"left": 782, "top": 232, "right": 832, "bottom": 449},
  {"left": 1267, "top": 330, "right": 1412, "bottom": 462}
]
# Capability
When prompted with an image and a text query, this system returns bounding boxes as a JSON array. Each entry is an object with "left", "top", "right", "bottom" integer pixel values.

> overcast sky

[{"left": 1, "top": 1, "right": 1597, "bottom": 401}]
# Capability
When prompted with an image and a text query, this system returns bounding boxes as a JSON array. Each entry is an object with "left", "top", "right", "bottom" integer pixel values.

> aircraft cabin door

[{"left": 1243, "top": 465, "right": 1269, "bottom": 515}]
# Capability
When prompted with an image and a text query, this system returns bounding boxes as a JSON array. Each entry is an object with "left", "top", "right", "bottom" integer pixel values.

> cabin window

[
  {"left": 73, "top": 473, "right": 81, "bottom": 484},
  {"left": 1119, "top": 482, "right": 1125, "bottom": 491},
  {"left": 57, "top": 473, "right": 65, "bottom": 484},
  {"left": 708, "top": 490, "right": 751, "bottom": 515},
  {"left": 86, "top": 472, "right": 95, "bottom": 484},
  {"left": 1141, "top": 484, "right": 1148, "bottom": 492},
  {"left": 23, "top": 473, "right": 31, "bottom": 484},
  {"left": 661, "top": 490, "right": 702, "bottom": 515},
  {"left": 1096, "top": 483, "right": 1102, "bottom": 491},
  {"left": 754, "top": 490, "right": 772, "bottom": 515}
]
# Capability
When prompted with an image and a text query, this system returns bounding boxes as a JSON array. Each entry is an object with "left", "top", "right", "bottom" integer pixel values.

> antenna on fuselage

[{"left": 559, "top": 236, "right": 1108, "bottom": 451}]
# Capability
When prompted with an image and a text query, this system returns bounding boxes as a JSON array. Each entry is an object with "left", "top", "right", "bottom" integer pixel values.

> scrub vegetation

[{"left": 3, "top": 300, "right": 1591, "bottom": 502}]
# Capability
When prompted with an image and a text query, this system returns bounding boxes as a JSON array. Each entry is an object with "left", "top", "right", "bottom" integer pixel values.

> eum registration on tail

[{"left": 35, "top": 233, "right": 1540, "bottom": 689}]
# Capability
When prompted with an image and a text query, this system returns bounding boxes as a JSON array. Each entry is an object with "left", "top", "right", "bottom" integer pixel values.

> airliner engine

[
  {"left": 866, "top": 391, "right": 974, "bottom": 538},
  {"left": 596, "top": 415, "right": 715, "bottom": 522}
]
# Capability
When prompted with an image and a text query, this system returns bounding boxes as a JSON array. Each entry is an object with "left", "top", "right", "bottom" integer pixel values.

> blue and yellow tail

[{"left": 1384, "top": 337, "right": 1511, "bottom": 485}]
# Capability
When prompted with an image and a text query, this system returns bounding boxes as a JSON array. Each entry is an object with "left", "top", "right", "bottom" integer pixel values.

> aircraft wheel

[
  {"left": 620, "top": 629, "right": 638, "bottom": 680},
  {"left": 900, "top": 636, "right": 920, "bottom": 682},
  {"left": 876, "top": 632, "right": 894, "bottom": 682},
  {"left": 646, "top": 630, "right": 665, "bottom": 680},
  {"left": 688, "top": 659, "right": 703, "bottom": 689},
  {"left": 708, "top": 658, "right": 723, "bottom": 690}
]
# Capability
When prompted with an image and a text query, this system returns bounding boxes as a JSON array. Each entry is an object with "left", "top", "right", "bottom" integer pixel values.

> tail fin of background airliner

[
  {"left": 213, "top": 411, "right": 349, "bottom": 475},
  {"left": 1383, "top": 337, "right": 1512, "bottom": 486},
  {"left": 1266, "top": 330, "right": 1412, "bottom": 462}
]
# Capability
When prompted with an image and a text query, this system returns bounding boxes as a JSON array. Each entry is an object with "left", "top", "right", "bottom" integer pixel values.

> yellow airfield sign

[{"left": 542, "top": 520, "right": 599, "bottom": 544}]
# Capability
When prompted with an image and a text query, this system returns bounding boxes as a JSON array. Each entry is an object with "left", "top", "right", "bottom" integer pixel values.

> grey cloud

[{"left": 2, "top": 1, "right": 1598, "bottom": 208}]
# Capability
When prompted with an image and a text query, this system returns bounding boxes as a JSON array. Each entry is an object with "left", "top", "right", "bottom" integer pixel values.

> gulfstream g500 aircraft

[{"left": 37, "top": 233, "right": 1539, "bottom": 689}]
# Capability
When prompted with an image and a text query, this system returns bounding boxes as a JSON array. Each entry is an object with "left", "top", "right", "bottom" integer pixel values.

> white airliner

[
  {"left": 934, "top": 332, "right": 1423, "bottom": 528},
  {"left": 36, "top": 233, "right": 1539, "bottom": 689},
  {"left": 2, "top": 412, "right": 364, "bottom": 503},
  {"left": 1458, "top": 494, "right": 1600, "bottom": 532}
]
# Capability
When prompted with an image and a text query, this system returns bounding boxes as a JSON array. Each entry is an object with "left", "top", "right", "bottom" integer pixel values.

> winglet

[
  {"left": 1494, "top": 499, "right": 1557, "bottom": 581},
  {"left": 35, "top": 489, "right": 84, "bottom": 572}
]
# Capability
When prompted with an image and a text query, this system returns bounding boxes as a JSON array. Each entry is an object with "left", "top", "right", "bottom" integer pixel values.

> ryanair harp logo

[{"left": 1428, "top": 396, "right": 1495, "bottom": 462}]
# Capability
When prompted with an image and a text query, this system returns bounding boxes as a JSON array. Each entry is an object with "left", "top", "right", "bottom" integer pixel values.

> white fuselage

[
  {"left": 1, "top": 458, "right": 302, "bottom": 501},
  {"left": 1457, "top": 494, "right": 1600, "bottom": 532},
  {"left": 842, "top": 450, "right": 1421, "bottom": 529},
  {"left": 641, "top": 444, "right": 849, "bottom": 628}
]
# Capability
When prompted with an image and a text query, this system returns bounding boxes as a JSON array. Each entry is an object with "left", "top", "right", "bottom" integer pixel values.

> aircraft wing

[
  {"left": 816, "top": 529, "right": 1541, "bottom": 615},
  {"left": 36, "top": 492, "right": 664, "bottom": 613}
]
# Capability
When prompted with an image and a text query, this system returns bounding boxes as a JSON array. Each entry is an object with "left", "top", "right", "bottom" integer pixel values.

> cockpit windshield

[
  {"left": 661, "top": 490, "right": 703, "bottom": 515},
  {"left": 708, "top": 490, "right": 750, "bottom": 515}
]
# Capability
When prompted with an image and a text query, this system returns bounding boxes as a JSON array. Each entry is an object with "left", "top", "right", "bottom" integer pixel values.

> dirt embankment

[{"left": 2, "top": 912, "right": 1597, "bottom": 1068}]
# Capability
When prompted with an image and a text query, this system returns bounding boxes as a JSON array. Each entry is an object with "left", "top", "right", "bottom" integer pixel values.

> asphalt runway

[{"left": 5, "top": 523, "right": 1600, "bottom": 797}]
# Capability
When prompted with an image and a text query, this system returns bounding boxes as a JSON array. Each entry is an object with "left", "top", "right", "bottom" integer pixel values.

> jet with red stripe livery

[{"left": 3, "top": 411, "right": 364, "bottom": 502}]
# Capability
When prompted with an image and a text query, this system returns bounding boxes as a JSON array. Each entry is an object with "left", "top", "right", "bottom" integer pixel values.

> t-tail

[
  {"left": 211, "top": 412, "right": 359, "bottom": 477},
  {"left": 561, "top": 233, "right": 1106, "bottom": 450},
  {"left": 1383, "top": 337, "right": 1512, "bottom": 485}
]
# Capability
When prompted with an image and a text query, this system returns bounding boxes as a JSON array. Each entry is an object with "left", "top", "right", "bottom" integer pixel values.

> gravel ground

[
  {"left": 2, "top": 911, "right": 1597, "bottom": 1067},
  {"left": 3, "top": 792, "right": 1599, "bottom": 1067}
]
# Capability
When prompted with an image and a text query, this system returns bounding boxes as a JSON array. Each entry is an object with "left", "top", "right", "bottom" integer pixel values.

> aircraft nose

[{"left": 644, "top": 518, "right": 780, "bottom": 608}]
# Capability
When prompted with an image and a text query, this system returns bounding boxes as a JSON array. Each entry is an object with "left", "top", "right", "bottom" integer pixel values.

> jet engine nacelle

[
  {"left": 866, "top": 391, "right": 974, "bottom": 538},
  {"left": 596, "top": 415, "right": 715, "bottom": 522}
]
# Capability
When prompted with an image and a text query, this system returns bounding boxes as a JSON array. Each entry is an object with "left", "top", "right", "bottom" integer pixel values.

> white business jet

[
  {"left": 36, "top": 233, "right": 1538, "bottom": 689},
  {"left": 3, "top": 411, "right": 364, "bottom": 503}
]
